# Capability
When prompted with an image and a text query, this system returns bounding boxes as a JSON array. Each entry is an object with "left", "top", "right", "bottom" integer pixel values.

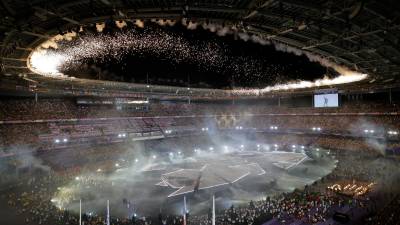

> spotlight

[
  {"left": 96, "top": 22, "right": 105, "bottom": 32},
  {"left": 270, "top": 126, "right": 278, "bottom": 130}
]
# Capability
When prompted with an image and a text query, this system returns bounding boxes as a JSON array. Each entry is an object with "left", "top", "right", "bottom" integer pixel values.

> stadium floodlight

[
  {"left": 312, "top": 127, "right": 321, "bottom": 131},
  {"left": 364, "top": 129, "right": 374, "bottom": 134},
  {"left": 55, "top": 139, "right": 60, "bottom": 143}
]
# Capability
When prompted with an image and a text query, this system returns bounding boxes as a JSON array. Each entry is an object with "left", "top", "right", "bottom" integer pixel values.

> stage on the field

[{"left": 51, "top": 149, "right": 337, "bottom": 217}]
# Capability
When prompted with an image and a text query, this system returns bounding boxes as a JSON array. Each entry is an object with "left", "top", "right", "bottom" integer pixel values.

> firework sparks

[{"left": 28, "top": 20, "right": 367, "bottom": 93}]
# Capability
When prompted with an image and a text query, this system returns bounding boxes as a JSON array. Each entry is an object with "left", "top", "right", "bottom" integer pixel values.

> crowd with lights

[{"left": 0, "top": 135, "right": 399, "bottom": 225}]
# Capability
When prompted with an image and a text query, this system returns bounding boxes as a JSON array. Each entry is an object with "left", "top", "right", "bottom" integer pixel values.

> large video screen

[{"left": 314, "top": 93, "right": 339, "bottom": 108}]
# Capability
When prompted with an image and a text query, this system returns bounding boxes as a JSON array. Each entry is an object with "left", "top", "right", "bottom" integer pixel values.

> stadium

[{"left": 0, "top": 0, "right": 400, "bottom": 225}]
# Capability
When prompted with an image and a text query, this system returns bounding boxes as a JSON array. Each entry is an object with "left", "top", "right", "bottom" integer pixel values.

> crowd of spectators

[
  {"left": 1, "top": 138, "right": 399, "bottom": 225},
  {"left": 0, "top": 98, "right": 399, "bottom": 122},
  {"left": 0, "top": 112, "right": 399, "bottom": 152},
  {"left": 0, "top": 97, "right": 399, "bottom": 224}
]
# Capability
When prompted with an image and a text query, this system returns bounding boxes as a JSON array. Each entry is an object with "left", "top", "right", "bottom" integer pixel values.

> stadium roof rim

[{"left": 1, "top": 0, "right": 400, "bottom": 94}]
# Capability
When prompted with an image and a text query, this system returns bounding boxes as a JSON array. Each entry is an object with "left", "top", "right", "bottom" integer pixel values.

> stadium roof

[{"left": 1, "top": 0, "right": 400, "bottom": 96}]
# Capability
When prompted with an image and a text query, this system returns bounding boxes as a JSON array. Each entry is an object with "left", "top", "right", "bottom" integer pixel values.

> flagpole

[
  {"left": 107, "top": 200, "right": 110, "bottom": 225},
  {"left": 212, "top": 195, "right": 215, "bottom": 225},
  {"left": 79, "top": 199, "right": 82, "bottom": 225},
  {"left": 183, "top": 195, "right": 187, "bottom": 225}
]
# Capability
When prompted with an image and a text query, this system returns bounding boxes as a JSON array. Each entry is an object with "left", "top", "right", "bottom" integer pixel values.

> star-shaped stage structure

[{"left": 155, "top": 151, "right": 309, "bottom": 197}]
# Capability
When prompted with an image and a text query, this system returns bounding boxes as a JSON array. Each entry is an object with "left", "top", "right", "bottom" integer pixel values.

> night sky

[{"left": 62, "top": 22, "right": 326, "bottom": 89}]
